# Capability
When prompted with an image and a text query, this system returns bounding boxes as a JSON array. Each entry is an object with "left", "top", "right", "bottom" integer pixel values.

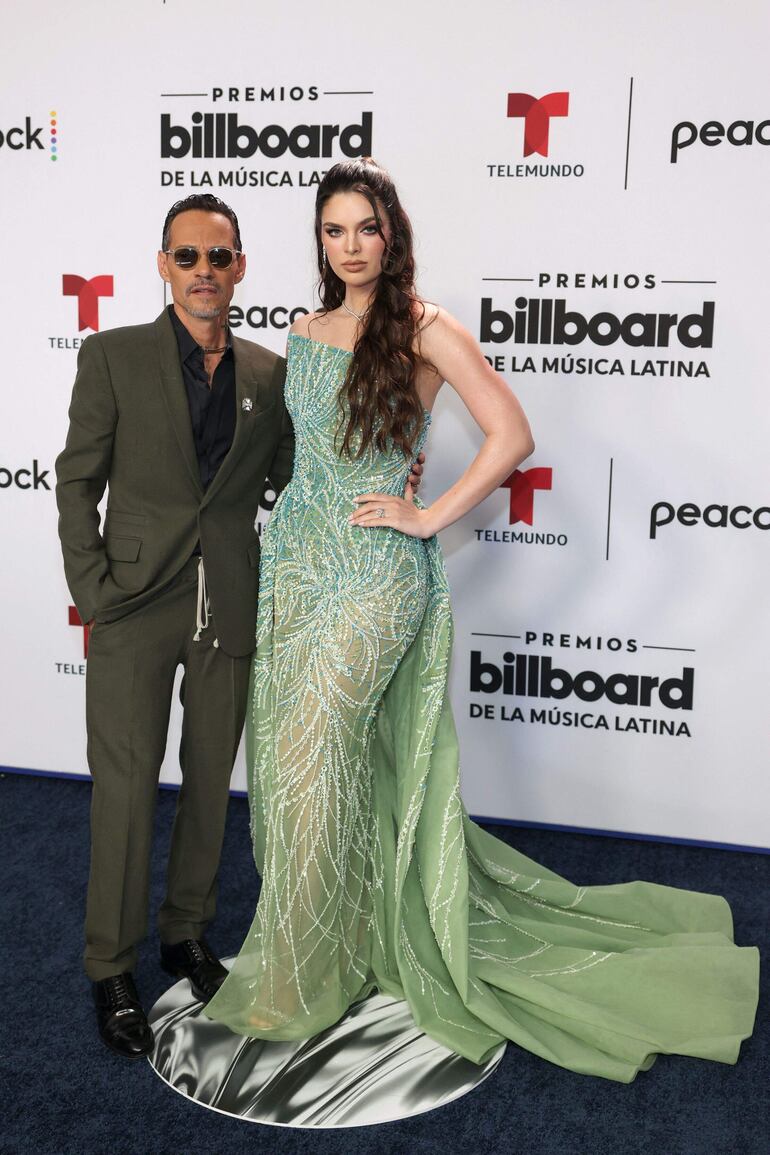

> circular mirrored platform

[{"left": 148, "top": 963, "right": 506, "bottom": 1128}]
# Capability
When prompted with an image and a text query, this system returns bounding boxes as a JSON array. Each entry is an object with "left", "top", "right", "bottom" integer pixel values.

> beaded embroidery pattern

[{"left": 205, "top": 333, "right": 759, "bottom": 1081}]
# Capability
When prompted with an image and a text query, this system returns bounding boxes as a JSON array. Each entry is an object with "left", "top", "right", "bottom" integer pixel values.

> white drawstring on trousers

[{"left": 193, "top": 556, "right": 219, "bottom": 647}]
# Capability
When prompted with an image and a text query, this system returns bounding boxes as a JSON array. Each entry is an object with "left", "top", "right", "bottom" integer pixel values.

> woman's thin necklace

[{"left": 341, "top": 299, "right": 366, "bottom": 322}]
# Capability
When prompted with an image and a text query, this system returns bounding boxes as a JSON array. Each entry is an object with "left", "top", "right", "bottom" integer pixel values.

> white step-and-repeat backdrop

[{"left": 2, "top": 1, "right": 767, "bottom": 849}]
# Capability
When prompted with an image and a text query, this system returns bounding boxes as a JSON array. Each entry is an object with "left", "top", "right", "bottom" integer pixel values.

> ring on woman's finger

[{"left": 376, "top": 507, "right": 386, "bottom": 518}]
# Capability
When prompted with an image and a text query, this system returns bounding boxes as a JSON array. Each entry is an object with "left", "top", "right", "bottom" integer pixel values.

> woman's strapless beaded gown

[{"left": 205, "top": 333, "right": 759, "bottom": 1082}]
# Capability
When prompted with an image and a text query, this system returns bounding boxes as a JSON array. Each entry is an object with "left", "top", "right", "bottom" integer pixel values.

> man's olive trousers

[{"left": 83, "top": 557, "right": 251, "bottom": 980}]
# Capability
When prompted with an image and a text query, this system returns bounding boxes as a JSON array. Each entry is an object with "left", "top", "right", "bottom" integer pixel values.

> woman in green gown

[{"left": 205, "top": 159, "right": 759, "bottom": 1082}]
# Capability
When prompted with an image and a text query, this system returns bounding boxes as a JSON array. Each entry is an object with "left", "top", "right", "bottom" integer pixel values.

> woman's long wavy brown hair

[{"left": 313, "top": 159, "right": 428, "bottom": 459}]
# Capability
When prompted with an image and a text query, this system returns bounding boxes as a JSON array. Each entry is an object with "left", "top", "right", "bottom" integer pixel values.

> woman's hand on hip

[{"left": 350, "top": 485, "right": 435, "bottom": 538}]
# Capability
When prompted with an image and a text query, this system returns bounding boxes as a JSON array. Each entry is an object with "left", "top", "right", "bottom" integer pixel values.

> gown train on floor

[{"left": 205, "top": 334, "right": 759, "bottom": 1082}]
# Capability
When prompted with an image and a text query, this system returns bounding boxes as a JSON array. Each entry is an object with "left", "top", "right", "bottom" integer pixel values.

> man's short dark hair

[{"left": 161, "top": 194, "right": 242, "bottom": 252}]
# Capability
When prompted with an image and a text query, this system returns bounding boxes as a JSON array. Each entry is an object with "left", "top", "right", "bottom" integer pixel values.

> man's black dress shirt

[{"left": 168, "top": 305, "right": 236, "bottom": 491}]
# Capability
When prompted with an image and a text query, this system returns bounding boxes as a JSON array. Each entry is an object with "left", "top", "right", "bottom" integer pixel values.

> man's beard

[{"left": 182, "top": 296, "right": 222, "bottom": 320}]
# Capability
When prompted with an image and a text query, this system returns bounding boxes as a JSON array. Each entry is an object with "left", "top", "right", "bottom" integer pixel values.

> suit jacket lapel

[
  {"left": 201, "top": 335, "right": 262, "bottom": 506},
  {"left": 154, "top": 310, "right": 203, "bottom": 496}
]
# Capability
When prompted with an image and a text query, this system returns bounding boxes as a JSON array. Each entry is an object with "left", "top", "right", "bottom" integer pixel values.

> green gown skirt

[{"left": 205, "top": 335, "right": 759, "bottom": 1082}]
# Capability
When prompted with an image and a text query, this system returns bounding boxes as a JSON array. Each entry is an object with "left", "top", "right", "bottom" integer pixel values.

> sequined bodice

[{"left": 281, "top": 333, "right": 431, "bottom": 508}]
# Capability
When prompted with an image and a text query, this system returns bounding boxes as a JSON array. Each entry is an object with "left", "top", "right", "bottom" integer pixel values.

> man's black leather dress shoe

[
  {"left": 160, "top": 938, "right": 228, "bottom": 1003},
  {"left": 93, "top": 973, "right": 154, "bottom": 1059}
]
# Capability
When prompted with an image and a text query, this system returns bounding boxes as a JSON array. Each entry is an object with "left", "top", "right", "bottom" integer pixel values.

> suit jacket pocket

[
  {"left": 105, "top": 535, "right": 142, "bottom": 562},
  {"left": 105, "top": 509, "right": 147, "bottom": 526}
]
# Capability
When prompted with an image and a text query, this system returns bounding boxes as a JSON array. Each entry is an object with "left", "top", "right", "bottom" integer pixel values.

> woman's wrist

[{"left": 419, "top": 507, "right": 440, "bottom": 538}]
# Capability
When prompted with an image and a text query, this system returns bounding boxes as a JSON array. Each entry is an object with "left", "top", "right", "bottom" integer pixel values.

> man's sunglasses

[{"left": 164, "top": 246, "right": 242, "bottom": 270}]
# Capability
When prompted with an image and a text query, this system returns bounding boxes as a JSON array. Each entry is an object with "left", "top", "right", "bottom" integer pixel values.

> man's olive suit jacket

[{"left": 55, "top": 309, "right": 293, "bottom": 657}]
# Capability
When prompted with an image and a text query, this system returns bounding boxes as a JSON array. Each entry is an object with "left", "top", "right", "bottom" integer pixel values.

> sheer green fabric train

[{"left": 205, "top": 333, "right": 759, "bottom": 1082}]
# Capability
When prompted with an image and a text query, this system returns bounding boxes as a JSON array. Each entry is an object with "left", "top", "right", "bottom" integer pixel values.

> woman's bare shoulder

[
  {"left": 417, "top": 303, "right": 473, "bottom": 354},
  {"left": 415, "top": 300, "right": 441, "bottom": 332},
  {"left": 289, "top": 310, "right": 324, "bottom": 337}
]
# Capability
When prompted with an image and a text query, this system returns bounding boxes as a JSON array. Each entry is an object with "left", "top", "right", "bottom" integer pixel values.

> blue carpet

[{"left": 0, "top": 772, "right": 766, "bottom": 1155}]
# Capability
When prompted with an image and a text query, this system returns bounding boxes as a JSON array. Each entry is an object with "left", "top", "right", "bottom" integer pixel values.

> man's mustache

[{"left": 185, "top": 281, "right": 221, "bottom": 295}]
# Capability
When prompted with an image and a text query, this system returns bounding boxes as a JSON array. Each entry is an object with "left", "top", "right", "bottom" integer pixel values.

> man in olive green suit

[{"left": 56, "top": 195, "right": 294, "bottom": 1058}]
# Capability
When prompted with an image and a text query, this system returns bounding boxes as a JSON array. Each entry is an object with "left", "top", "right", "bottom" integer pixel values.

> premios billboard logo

[
  {"left": 468, "top": 629, "right": 694, "bottom": 739},
  {"left": 0, "top": 109, "right": 58, "bottom": 160},
  {"left": 489, "top": 89, "right": 583, "bottom": 180},
  {"left": 160, "top": 84, "right": 373, "bottom": 192},
  {"left": 480, "top": 270, "right": 714, "bottom": 380}
]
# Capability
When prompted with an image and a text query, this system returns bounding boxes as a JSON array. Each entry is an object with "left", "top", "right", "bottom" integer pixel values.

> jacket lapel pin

[{"left": 241, "top": 397, "right": 253, "bottom": 413}]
